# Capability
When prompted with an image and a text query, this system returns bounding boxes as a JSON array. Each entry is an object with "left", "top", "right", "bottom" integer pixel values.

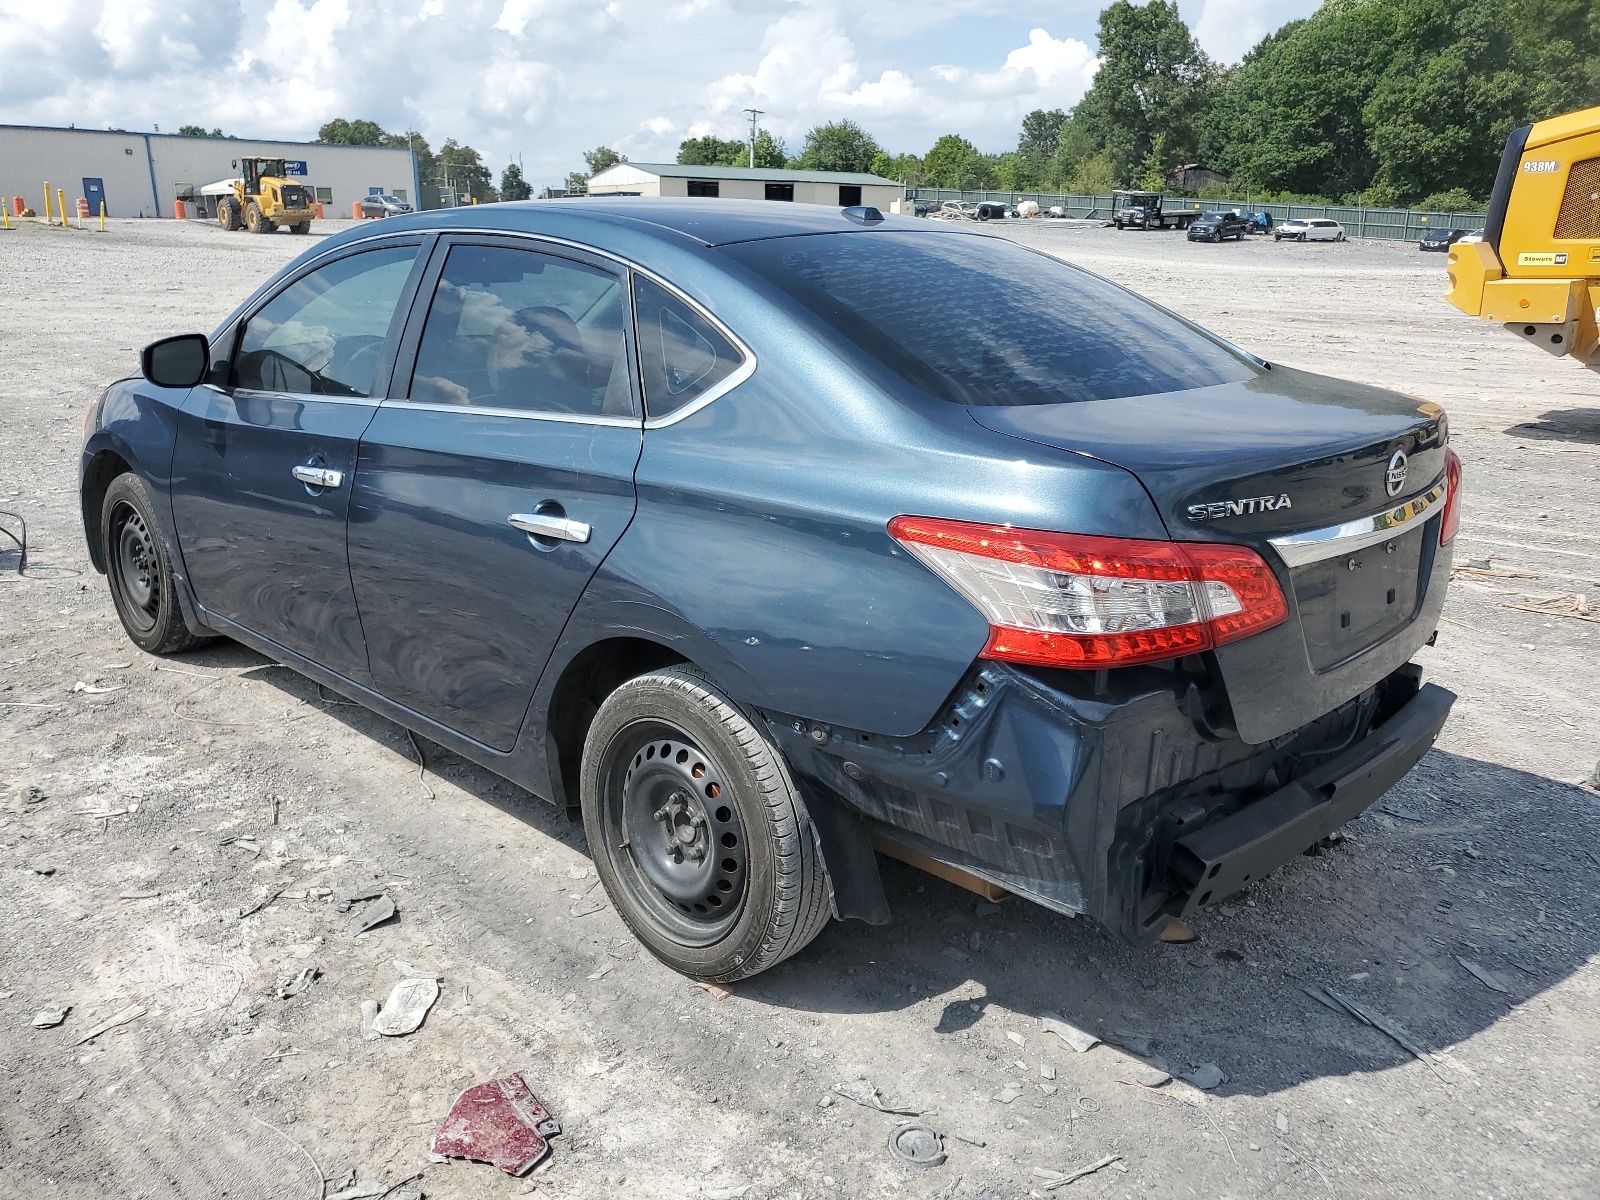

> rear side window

[
  {"left": 409, "top": 244, "right": 633, "bottom": 417},
  {"left": 234, "top": 244, "right": 418, "bottom": 396},
  {"left": 721, "top": 232, "right": 1255, "bottom": 407},
  {"left": 633, "top": 275, "right": 744, "bottom": 419}
]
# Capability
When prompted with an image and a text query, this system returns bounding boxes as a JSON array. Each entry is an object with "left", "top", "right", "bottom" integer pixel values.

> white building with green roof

[{"left": 586, "top": 162, "right": 904, "bottom": 210}]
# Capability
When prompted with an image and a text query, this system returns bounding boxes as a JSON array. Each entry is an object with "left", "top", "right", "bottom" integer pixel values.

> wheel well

[
  {"left": 545, "top": 638, "right": 688, "bottom": 814},
  {"left": 81, "top": 451, "right": 132, "bottom": 573}
]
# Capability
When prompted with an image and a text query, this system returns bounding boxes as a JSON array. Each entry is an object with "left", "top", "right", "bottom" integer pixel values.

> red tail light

[
  {"left": 888, "top": 516, "right": 1289, "bottom": 670},
  {"left": 1439, "top": 448, "right": 1462, "bottom": 545}
]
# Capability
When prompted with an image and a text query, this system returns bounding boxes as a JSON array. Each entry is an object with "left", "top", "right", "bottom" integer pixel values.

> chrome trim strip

[
  {"left": 230, "top": 388, "right": 381, "bottom": 409},
  {"left": 642, "top": 352, "right": 757, "bottom": 429},
  {"left": 375, "top": 398, "right": 640, "bottom": 428},
  {"left": 1269, "top": 479, "right": 1448, "bottom": 568}
]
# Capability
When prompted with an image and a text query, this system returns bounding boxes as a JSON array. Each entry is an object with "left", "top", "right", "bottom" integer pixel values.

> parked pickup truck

[
  {"left": 1187, "top": 211, "right": 1251, "bottom": 242},
  {"left": 1112, "top": 191, "right": 1199, "bottom": 231}
]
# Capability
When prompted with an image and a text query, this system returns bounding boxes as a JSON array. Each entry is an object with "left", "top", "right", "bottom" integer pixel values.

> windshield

[{"left": 722, "top": 231, "right": 1258, "bottom": 407}]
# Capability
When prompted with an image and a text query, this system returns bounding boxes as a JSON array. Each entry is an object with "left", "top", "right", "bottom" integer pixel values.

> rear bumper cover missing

[
  {"left": 769, "top": 658, "right": 1455, "bottom": 942},
  {"left": 1168, "top": 681, "right": 1454, "bottom": 915}
]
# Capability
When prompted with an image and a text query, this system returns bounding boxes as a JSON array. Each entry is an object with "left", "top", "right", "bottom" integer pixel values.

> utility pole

[{"left": 743, "top": 108, "right": 764, "bottom": 169}]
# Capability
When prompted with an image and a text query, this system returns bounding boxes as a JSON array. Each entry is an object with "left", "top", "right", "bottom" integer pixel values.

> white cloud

[
  {"left": 0, "top": 0, "right": 1300, "bottom": 188},
  {"left": 705, "top": 13, "right": 1098, "bottom": 152},
  {"left": 1190, "top": 0, "right": 1321, "bottom": 65}
]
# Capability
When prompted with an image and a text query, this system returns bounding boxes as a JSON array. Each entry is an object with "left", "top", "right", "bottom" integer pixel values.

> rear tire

[
  {"left": 101, "top": 474, "right": 209, "bottom": 656},
  {"left": 580, "top": 666, "right": 831, "bottom": 982}
]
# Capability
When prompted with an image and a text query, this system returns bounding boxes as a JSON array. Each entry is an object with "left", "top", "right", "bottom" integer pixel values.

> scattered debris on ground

[
  {"left": 1035, "top": 1152, "right": 1127, "bottom": 1189},
  {"left": 431, "top": 1073, "right": 561, "bottom": 1176},
  {"left": 1040, "top": 1013, "right": 1099, "bottom": 1053},
  {"left": 886, "top": 1122, "right": 946, "bottom": 1167}
]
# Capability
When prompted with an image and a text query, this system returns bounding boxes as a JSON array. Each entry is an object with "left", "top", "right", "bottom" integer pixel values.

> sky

[{"left": 0, "top": 0, "right": 1320, "bottom": 189}]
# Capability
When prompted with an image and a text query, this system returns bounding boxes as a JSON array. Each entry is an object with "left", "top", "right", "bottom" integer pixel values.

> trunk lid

[
  {"left": 968, "top": 366, "right": 1454, "bottom": 743},
  {"left": 967, "top": 365, "right": 1447, "bottom": 541}
]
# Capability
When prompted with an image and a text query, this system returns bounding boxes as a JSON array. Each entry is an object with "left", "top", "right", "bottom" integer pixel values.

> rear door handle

[
  {"left": 292, "top": 465, "right": 344, "bottom": 489},
  {"left": 509, "top": 511, "right": 591, "bottom": 544}
]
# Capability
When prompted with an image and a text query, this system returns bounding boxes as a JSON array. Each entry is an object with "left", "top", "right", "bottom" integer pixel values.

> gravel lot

[{"left": 2, "top": 214, "right": 1599, "bottom": 1200}]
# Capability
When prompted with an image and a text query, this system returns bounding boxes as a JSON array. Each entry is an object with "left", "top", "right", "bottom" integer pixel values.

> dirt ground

[{"left": 2, "top": 214, "right": 1598, "bottom": 1200}]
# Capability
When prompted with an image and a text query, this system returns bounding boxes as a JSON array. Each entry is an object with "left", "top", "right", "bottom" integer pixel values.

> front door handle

[
  {"left": 292, "top": 465, "right": 344, "bottom": 489},
  {"left": 509, "top": 511, "right": 591, "bottom": 544}
]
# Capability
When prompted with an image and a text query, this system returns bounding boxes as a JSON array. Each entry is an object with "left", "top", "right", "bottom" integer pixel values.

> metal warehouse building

[
  {"left": 0, "top": 125, "right": 417, "bottom": 219},
  {"left": 586, "top": 162, "right": 904, "bottom": 209}
]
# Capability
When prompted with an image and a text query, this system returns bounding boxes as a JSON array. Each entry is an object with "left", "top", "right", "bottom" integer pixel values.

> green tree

[
  {"left": 869, "top": 151, "right": 930, "bottom": 186},
  {"left": 1070, "top": 152, "right": 1120, "bottom": 194},
  {"left": 584, "top": 146, "right": 627, "bottom": 174},
  {"left": 177, "top": 124, "right": 224, "bottom": 137},
  {"left": 923, "top": 135, "right": 994, "bottom": 189},
  {"left": 1207, "top": 0, "right": 1599, "bottom": 204},
  {"left": 317, "top": 118, "right": 389, "bottom": 146},
  {"left": 676, "top": 131, "right": 785, "bottom": 168},
  {"left": 677, "top": 135, "right": 745, "bottom": 165},
  {"left": 1017, "top": 109, "right": 1068, "bottom": 187},
  {"left": 565, "top": 147, "right": 628, "bottom": 195},
  {"left": 750, "top": 129, "right": 788, "bottom": 168},
  {"left": 436, "top": 139, "right": 497, "bottom": 203},
  {"left": 1070, "top": 1, "right": 1214, "bottom": 186},
  {"left": 499, "top": 163, "right": 532, "bottom": 201},
  {"left": 797, "top": 120, "right": 882, "bottom": 173}
]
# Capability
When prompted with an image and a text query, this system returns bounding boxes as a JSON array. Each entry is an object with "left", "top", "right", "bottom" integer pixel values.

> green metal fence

[{"left": 907, "top": 189, "right": 1488, "bottom": 242}]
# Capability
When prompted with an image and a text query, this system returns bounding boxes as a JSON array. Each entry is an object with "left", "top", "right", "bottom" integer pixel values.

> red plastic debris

[{"left": 430, "top": 1073, "right": 561, "bottom": 1176}]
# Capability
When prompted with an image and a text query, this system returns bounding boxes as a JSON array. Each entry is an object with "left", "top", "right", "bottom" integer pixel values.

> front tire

[
  {"left": 218, "top": 198, "right": 241, "bottom": 231},
  {"left": 580, "top": 666, "right": 831, "bottom": 982},
  {"left": 101, "top": 474, "right": 209, "bottom": 656}
]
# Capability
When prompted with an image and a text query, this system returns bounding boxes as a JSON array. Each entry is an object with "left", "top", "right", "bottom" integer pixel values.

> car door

[
  {"left": 347, "top": 236, "right": 643, "bottom": 751},
  {"left": 169, "top": 238, "right": 429, "bottom": 681}
]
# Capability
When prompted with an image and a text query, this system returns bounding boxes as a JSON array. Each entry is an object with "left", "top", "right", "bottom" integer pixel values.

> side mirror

[{"left": 142, "top": 333, "right": 210, "bottom": 389}]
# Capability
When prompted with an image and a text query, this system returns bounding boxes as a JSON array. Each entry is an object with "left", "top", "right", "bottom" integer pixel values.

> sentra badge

[{"left": 1187, "top": 494, "right": 1292, "bottom": 520}]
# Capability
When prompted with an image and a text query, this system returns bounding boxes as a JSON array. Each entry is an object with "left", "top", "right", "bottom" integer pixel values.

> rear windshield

[{"left": 721, "top": 231, "right": 1255, "bottom": 406}]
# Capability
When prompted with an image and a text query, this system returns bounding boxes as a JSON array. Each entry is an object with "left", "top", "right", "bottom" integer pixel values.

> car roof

[{"left": 342, "top": 197, "right": 928, "bottom": 249}]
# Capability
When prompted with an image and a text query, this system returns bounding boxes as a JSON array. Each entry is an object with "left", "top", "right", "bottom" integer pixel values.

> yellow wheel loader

[
  {"left": 215, "top": 157, "right": 316, "bottom": 235},
  {"left": 1447, "top": 104, "right": 1600, "bottom": 371}
]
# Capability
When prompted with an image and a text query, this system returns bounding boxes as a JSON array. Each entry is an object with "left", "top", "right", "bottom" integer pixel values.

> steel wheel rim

[
  {"left": 110, "top": 500, "right": 160, "bottom": 634},
  {"left": 603, "top": 720, "right": 748, "bottom": 945}
]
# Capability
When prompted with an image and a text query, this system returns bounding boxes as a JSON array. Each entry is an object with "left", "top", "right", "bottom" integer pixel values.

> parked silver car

[{"left": 358, "top": 193, "right": 414, "bottom": 219}]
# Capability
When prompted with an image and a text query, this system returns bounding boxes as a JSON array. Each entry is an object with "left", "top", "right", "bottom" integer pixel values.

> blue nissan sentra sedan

[{"left": 81, "top": 199, "right": 1459, "bottom": 980}]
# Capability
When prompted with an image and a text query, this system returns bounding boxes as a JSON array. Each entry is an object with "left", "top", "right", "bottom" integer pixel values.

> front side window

[
  {"left": 721, "top": 231, "right": 1257, "bottom": 407},
  {"left": 632, "top": 275, "right": 744, "bottom": 419},
  {"left": 234, "top": 244, "right": 419, "bottom": 396},
  {"left": 410, "top": 244, "right": 632, "bottom": 417}
]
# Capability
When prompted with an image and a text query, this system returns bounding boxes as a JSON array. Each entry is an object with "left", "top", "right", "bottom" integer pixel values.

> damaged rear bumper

[
  {"left": 1166, "top": 680, "right": 1453, "bottom": 915},
  {"left": 770, "top": 658, "right": 1455, "bottom": 942}
]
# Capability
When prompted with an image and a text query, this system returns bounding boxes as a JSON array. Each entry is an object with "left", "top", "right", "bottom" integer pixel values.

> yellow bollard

[
  {"left": 100, "top": 201, "right": 106, "bottom": 232},
  {"left": 2, "top": 205, "right": 9, "bottom": 231},
  {"left": 471, "top": 196, "right": 478, "bottom": 205},
  {"left": 43, "top": 183, "right": 52, "bottom": 224},
  {"left": 57, "top": 189, "right": 67, "bottom": 228}
]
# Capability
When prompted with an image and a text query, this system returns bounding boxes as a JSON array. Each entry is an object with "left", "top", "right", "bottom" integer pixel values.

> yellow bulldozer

[
  {"left": 215, "top": 157, "right": 317, "bottom": 235},
  {"left": 1446, "top": 104, "right": 1600, "bottom": 371}
]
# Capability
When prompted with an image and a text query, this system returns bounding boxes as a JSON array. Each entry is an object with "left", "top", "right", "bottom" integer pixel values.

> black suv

[{"left": 1187, "top": 211, "right": 1250, "bottom": 242}]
